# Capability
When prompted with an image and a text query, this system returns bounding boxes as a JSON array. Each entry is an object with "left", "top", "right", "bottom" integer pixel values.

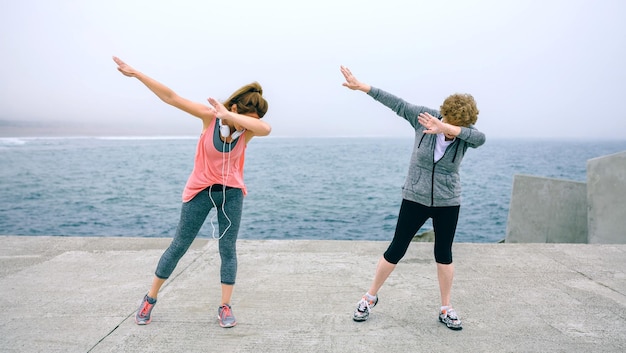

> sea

[{"left": 1, "top": 136, "right": 625, "bottom": 243}]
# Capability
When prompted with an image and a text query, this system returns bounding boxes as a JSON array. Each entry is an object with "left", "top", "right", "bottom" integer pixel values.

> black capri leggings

[{"left": 383, "top": 199, "right": 460, "bottom": 265}]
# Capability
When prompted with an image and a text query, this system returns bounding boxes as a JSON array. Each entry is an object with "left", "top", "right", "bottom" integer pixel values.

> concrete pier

[{"left": 1, "top": 236, "right": 625, "bottom": 352}]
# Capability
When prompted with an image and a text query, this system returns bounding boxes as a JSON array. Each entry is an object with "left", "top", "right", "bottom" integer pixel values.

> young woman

[
  {"left": 340, "top": 65, "right": 486, "bottom": 330},
  {"left": 113, "top": 56, "right": 271, "bottom": 328}
]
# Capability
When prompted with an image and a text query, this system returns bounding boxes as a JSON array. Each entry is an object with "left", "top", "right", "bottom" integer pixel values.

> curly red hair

[{"left": 440, "top": 94, "right": 479, "bottom": 127}]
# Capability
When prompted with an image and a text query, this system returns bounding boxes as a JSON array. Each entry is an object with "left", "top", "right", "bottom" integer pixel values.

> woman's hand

[
  {"left": 207, "top": 97, "right": 229, "bottom": 118},
  {"left": 113, "top": 56, "right": 138, "bottom": 77},
  {"left": 419, "top": 112, "right": 447, "bottom": 135},
  {"left": 340, "top": 66, "right": 370, "bottom": 92}
]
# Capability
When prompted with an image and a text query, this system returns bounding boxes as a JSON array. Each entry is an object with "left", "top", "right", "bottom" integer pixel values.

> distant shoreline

[
  {"left": 0, "top": 119, "right": 199, "bottom": 138},
  {"left": 1, "top": 134, "right": 625, "bottom": 142}
]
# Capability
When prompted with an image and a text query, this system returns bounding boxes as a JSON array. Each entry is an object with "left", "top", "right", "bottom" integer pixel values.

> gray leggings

[{"left": 155, "top": 186, "right": 243, "bottom": 285}]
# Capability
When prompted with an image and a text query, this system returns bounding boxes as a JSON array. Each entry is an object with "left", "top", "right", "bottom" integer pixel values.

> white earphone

[{"left": 219, "top": 118, "right": 245, "bottom": 140}]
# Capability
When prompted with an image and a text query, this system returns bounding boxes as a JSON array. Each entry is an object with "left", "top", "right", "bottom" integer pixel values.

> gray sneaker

[
  {"left": 135, "top": 294, "right": 156, "bottom": 325},
  {"left": 353, "top": 295, "right": 378, "bottom": 322},
  {"left": 439, "top": 307, "right": 463, "bottom": 330},
  {"left": 218, "top": 304, "right": 237, "bottom": 328}
]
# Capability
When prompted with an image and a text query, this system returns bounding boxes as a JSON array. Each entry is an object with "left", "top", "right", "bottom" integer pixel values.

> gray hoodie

[{"left": 368, "top": 87, "right": 486, "bottom": 207}]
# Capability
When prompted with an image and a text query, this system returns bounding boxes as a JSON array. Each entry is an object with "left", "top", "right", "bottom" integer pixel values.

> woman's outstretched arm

[{"left": 113, "top": 56, "right": 216, "bottom": 122}]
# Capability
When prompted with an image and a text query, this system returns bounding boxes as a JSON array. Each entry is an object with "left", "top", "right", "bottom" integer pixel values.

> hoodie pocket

[
  {"left": 435, "top": 173, "right": 460, "bottom": 200},
  {"left": 404, "top": 168, "right": 427, "bottom": 195}
]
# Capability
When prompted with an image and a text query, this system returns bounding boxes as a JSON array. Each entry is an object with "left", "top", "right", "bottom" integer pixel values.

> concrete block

[
  {"left": 587, "top": 151, "right": 626, "bottom": 244},
  {"left": 506, "top": 174, "right": 587, "bottom": 243}
]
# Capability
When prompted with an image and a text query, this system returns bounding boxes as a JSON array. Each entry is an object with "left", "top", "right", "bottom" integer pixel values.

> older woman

[{"left": 340, "top": 65, "right": 486, "bottom": 330}]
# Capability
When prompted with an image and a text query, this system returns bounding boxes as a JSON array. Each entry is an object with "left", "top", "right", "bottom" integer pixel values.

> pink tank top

[{"left": 182, "top": 120, "right": 247, "bottom": 202}]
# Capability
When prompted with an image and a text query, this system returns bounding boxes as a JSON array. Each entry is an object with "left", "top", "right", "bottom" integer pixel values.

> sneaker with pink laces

[
  {"left": 135, "top": 294, "right": 156, "bottom": 325},
  {"left": 218, "top": 304, "right": 237, "bottom": 328}
]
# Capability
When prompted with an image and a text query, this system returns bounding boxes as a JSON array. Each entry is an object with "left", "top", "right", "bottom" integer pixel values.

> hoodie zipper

[
  {"left": 430, "top": 162, "right": 436, "bottom": 206},
  {"left": 430, "top": 138, "right": 459, "bottom": 206}
]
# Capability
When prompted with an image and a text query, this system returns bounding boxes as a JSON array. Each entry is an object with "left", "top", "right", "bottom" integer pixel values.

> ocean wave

[
  {"left": 0, "top": 135, "right": 198, "bottom": 144},
  {"left": 0, "top": 136, "right": 94, "bottom": 142},
  {"left": 97, "top": 136, "right": 197, "bottom": 140},
  {"left": 0, "top": 138, "right": 28, "bottom": 146}
]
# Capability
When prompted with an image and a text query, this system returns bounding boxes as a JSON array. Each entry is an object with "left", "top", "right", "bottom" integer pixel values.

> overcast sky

[{"left": 1, "top": 0, "right": 625, "bottom": 139}]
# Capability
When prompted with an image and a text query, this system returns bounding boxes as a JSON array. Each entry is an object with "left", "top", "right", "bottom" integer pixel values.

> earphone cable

[{"left": 208, "top": 130, "right": 233, "bottom": 240}]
